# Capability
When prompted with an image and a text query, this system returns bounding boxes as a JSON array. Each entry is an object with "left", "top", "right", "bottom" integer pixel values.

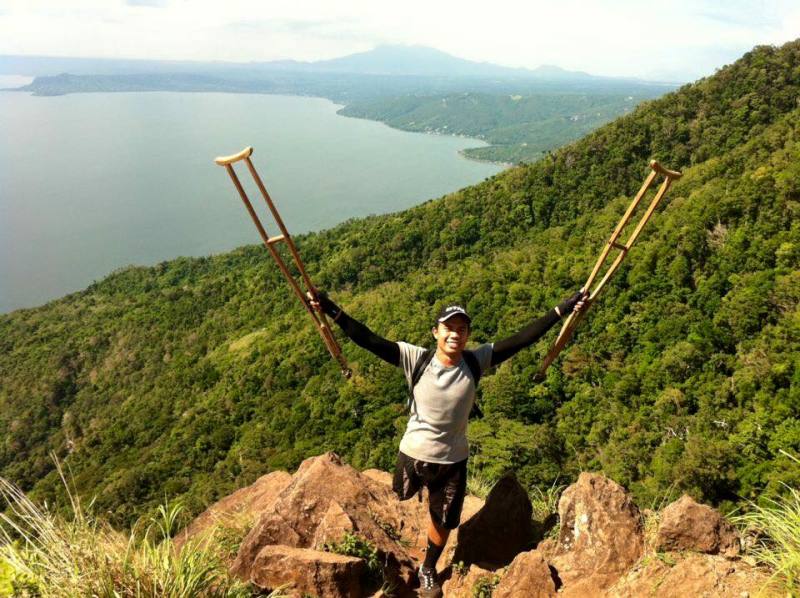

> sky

[{"left": 1, "top": 0, "right": 799, "bottom": 81}]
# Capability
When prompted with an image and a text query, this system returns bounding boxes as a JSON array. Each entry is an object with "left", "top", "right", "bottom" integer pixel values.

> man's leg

[
  {"left": 420, "top": 457, "right": 466, "bottom": 587},
  {"left": 424, "top": 516, "right": 450, "bottom": 570}
]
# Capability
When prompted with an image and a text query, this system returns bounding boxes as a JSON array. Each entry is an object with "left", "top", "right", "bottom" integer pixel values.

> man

[{"left": 308, "top": 289, "right": 586, "bottom": 597}]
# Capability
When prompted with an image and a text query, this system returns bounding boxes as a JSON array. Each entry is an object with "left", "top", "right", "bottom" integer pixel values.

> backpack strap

[
  {"left": 462, "top": 350, "right": 482, "bottom": 386},
  {"left": 462, "top": 350, "right": 484, "bottom": 419},
  {"left": 407, "top": 349, "right": 484, "bottom": 418},
  {"left": 407, "top": 349, "right": 435, "bottom": 410}
]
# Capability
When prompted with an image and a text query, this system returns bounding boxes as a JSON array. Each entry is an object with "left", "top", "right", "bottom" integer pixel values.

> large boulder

[
  {"left": 231, "top": 452, "right": 421, "bottom": 594},
  {"left": 551, "top": 473, "right": 644, "bottom": 594},
  {"left": 175, "top": 470, "right": 292, "bottom": 551},
  {"left": 493, "top": 550, "right": 558, "bottom": 598},
  {"left": 249, "top": 545, "right": 365, "bottom": 597},
  {"left": 451, "top": 474, "right": 535, "bottom": 568},
  {"left": 655, "top": 495, "right": 739, "bottom": 557}
]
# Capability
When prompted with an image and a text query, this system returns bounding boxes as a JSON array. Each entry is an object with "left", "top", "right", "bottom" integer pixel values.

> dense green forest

[
  {"left": 1, "top": 41, "right": 798, "bottom": 527},
  {"left": 339, "top": 91, "right": 665, "bottom": 163}
]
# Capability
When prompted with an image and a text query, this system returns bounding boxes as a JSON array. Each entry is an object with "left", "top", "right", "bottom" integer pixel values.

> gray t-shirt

[{"left": 397, "top": 342, "right": 493, "bottom": 464}]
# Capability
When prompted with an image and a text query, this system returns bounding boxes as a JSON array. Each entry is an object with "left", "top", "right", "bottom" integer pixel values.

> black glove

[
  {"left": 312, "top": 291, "right": 342, "bottom": 319},
  {"left": 556, "top": 289, "right": 588, "bottom": 317}
]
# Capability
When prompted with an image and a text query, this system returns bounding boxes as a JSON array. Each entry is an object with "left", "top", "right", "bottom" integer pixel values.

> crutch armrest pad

[
  {"left": 215, "top": 146, "right": 253, "bottom": 166},
  {"left": 649, "top": 160, "right": 682, "bottom": 179}
]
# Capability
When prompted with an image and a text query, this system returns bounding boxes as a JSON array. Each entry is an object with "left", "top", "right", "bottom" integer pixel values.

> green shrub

[
  {"left": 324, "top": 532, "right": 381, "bottom": 580},
  {"left": 472, "top": 573, "right": 501, "bottom": 598}
]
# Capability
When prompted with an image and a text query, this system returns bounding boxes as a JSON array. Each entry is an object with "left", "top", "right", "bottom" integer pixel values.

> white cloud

[{"left": 0, "top": 0, "right": 797, "bottom": 80}]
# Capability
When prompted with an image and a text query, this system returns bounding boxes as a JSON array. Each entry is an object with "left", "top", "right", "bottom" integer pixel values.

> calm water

[{"left": 0, "top": 92, "right": 503, "bottom": 313}]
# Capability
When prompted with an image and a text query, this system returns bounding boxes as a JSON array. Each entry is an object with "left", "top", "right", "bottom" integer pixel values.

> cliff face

[
  {"left": 1, "top": 40, "right": 799, "bottom": 524},
  {"left": 180, "top": 453, "right": 778, "bottom": 597}
]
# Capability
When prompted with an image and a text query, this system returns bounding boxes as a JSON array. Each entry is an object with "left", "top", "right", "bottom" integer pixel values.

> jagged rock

[
  {"left": 535, "top": 537, "right": 557, "bottom": 561},
  {"left": 655, "top": 495, "right": 740, "bottom": 557},
  {"left": 451, "top": 474, "right": 535, "bottom": 568},
  {"left": 441, "top": 564, "right": 497, "bottom": 598},
  {"left": 231, "top": 452, "right": 421, "bottom": 594},
  {"left": 493, "top": 550, "right": 558, "bottom": 598},
  {"left": 311, "top": 500, "right": 355, "bottom": 550},
  {"left": 249, "top": 544, "right": 365, "bottom": 597},
  {"left": 362, "top": 468, "right": 393, "bottom": 486},
  {"left": 175, "top": 470, "right": 292, "bottom": 551},
  {"left": 551, "top": 472, "right": 644, "bottom": 594},
  {"left": 608, "top": 552, "right": 780, "bottom": 597}
]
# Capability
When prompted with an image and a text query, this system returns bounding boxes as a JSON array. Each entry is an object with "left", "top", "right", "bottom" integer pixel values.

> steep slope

[{"left": 1, "top": 41, "right": 798, "bottom": 525}]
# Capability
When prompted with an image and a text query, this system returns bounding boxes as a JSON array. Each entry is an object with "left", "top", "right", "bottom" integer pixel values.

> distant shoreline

[{"left": 3, "top": 73, "right": 509, "bottom": 167}]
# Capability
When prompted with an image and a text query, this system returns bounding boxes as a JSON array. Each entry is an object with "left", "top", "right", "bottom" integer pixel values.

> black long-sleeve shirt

[{"left": 331, "top": 307, "right": 561, "bottom": 368}]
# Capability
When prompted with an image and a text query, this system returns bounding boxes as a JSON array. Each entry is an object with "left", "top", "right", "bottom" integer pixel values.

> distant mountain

[
  {"left": 1, "top": 45, "right": 646, "bottom": 83},
  {"left": 301, "top": 45, "right": 593, "bottom": 79}
]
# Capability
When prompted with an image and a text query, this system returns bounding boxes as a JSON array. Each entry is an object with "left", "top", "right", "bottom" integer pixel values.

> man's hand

[
  {"left": 556, "top": 288, "right": 590, "bottom": 317},
  {"left": 306, "top": 290, "right": 341, "bottom": 319}
]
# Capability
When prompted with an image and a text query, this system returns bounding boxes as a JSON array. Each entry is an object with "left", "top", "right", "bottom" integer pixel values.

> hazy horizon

[{"left": 2, "top": 1, "right": 798, "bottom": 82}]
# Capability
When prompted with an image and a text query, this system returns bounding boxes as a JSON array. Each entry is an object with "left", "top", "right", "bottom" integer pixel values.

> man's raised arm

[
  {"left": 490, "top": 290, "right": 587, "bottom": 367},
  {"left": 308, "top": 292, "right": 400, "bottom": 366}
]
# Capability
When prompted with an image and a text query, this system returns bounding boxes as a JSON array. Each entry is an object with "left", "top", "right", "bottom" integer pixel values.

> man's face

[{"left": 432, "top": 315, "right": 470, "bottom": 359}]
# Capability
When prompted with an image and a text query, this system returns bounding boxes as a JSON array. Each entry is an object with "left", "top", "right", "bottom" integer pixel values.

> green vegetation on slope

[
  {"left": 1, "top": 41, "right": 798, "bottom": 527},
  {"left": 339, "top": 91, "right": 664, "bottom": 163}
]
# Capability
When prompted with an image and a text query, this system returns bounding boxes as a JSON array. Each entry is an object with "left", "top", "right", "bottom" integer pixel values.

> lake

[{"left": 0, "top": 91, "right": 503, "bottom": 313}]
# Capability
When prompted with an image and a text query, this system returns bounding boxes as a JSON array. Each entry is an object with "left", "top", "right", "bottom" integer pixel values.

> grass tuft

[
  {"left": 529, "top": 481, "right": 563, "bottom": 523},
  {"left": 0, "top": 459, "right": 253, "bottom": 597},
  {"left": 466, "top": 472, "right": 495, "bottom": 500},
  {"left": 733, "top": 485, "right": 800, "bottom": 594}
]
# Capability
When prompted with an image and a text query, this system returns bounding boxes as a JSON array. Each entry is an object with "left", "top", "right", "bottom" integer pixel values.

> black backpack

[{"left": 407, "top": 349, "right": 484, "bottom": 419}]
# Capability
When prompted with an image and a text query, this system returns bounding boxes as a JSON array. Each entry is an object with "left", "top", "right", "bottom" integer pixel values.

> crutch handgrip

[
  {"left": 649, "top": 160, "right": 682, "bottom": 179},
  {"left": 215, "top": 147, "right": 254, "bottom": 166}
]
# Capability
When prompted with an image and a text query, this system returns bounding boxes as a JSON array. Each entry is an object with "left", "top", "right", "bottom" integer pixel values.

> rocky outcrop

[
  {"left": 493, "top": 549, "right": 558, "bottom": 598},
  {"left": 178, "top": 455, "right": 776, "bottom": 598},
  {"left": 655, "top": 494, "right": 740, "bottom": 557},
  {"left": 231, "top": 452, "right": 424, "bottom": 595},
  {"left": 451, "top": 474, "right": 535, "bottom": 568},
  {"left": 249, "top": 545, "right": 365, "bottom": 598},
  {"left": 551, "top": 472, "right": 644, "bottom": 594}
]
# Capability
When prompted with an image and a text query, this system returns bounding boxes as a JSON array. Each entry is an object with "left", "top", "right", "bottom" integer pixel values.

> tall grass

[
  {"left": 529, "top": 481, "right": 563, "bottom": 523},
  {"left": 466, "top": 472, "right": 495, "bottom": 500},
  {"left": 0, "top": 460, "right": 255, "bottom": 597},
  {"left": 733, "top": 450, "right": 800, "bottom": 594}
]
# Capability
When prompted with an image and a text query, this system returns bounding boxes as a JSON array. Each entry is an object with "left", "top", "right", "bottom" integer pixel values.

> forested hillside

[
  {"left": 1, "top": 41, "right": 798, "bottom": 526},
  {"left": 339, "top": 91, "right": 663, "bottom": 163}
]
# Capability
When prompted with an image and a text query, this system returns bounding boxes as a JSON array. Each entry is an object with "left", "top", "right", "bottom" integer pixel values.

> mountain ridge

[{"left": 1, "top": 45, "right": 668, "bottom": 83}]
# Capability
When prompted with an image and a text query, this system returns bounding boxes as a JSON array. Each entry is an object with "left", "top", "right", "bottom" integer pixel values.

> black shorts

[{"left": 392, "top": 451, "right": 468, "bottom": 530}]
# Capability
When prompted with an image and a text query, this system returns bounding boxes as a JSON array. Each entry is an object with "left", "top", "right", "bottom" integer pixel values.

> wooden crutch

[
  {"left": 536, "top": 160, "right": 682, "bottom": 379},
  {"left": 214, "top": 146, "right": 352, "bottom": 379}
]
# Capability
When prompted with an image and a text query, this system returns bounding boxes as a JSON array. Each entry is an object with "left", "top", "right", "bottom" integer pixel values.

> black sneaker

[{"left": 418, "top": 565, "right": 442, "bottom": 598}]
